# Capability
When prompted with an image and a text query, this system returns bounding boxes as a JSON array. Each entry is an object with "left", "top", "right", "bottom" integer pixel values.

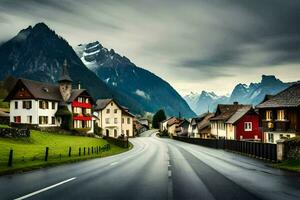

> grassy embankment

[{"left": 0, "top": 126, "right": 131, "bottom": 175}]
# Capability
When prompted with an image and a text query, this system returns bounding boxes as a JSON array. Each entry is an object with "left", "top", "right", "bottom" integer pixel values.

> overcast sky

[{"left": 0, "top": 0, "right": 300, "bottom": 96}]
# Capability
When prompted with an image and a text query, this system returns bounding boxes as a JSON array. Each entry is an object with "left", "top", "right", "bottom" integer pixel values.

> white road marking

[
  {"left": 14, "top": 177, "right": 76, "bottom": 200},
  {"left": 110, "top": 162, "right": 119, "bottom": 166}
]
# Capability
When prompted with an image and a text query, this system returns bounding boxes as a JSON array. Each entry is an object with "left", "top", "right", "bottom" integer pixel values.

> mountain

[
  {"left": 185, "top": 75, "right": 296, "bottom": 115},
  {"left": 0, "top": 23, "right": 144, "bottom": 114},
  {"left": 184, "top": 91, "right": 229, "bottom": 115},
  {"left": 74, "top": 41, "right": 195, "bottom": 117}
]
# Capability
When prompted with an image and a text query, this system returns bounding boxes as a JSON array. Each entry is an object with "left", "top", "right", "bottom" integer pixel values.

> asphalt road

[{"left": 0, "top": 130, "right": 299, "bottom": 200}]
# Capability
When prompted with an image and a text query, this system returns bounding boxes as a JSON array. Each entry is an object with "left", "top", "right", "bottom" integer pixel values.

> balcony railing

[
  {"left": 72, "top": 101, "right": 92, "bottom": 108},
  {"left": 261, "top": 120, "right": 296, "bottom": 132}
]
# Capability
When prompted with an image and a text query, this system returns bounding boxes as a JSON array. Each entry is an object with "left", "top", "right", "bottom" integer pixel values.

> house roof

[
  {"left": 178, "top": 119, "right": 190, "bottom": 127},
  {"left": 226, "top": 107, "right": 253, "bottom": 124},
  {"left": 256, "top": 83, "right": 300, "bottom": 108},
  {"left": 94, "top": 99, "right": 114, "bottom": 111},
  {"left": 167, "top": 117, "right": 180, "bottom": 127},
  {"left": 210, "top": 104, "right": 252, "bottom": 121},
  {"left": 5, "top": 78, "right": 63, "bottom": 102},
  {"left": 95, "top": 98, "right": 135, "bottom": 117},
  {"left": 197, "top": 113, "right": 214, "bottom": 131}
]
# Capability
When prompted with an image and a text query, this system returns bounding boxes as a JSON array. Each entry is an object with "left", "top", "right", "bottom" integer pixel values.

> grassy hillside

[{"left": 0, "top": 129, "right": 130, "bottom": 175}]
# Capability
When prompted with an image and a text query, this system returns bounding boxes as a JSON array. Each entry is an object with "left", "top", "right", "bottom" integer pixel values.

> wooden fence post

[
  {"left": 69, "top": 147, "right": 72, "bottom": 157},
  {"left": 8, "top": 149, "right": 13, "bottom": 167},
  {"left": 84, "top": 147, "right": 86, "bottom": 155},
  {"left": 45, "top": 147, "right": 49, "bottom": 161}
]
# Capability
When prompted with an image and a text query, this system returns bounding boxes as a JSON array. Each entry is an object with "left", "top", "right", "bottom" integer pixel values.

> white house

[
  {"left": 4, "top": 60, "right": 94, "bottom": 133},
  {"left": 94, "top": 99, "right": 135, "bottom": 138}
]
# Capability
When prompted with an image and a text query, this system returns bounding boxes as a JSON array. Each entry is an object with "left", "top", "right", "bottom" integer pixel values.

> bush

[
  {"left": 94, "top": 123, "right": 103, "bottom": 136},
  {"left": 158, "top": 130, "right": 169, "bottom": 138},
  {"left": 152, "top": 109, "right": 166, "bottom": 129}
]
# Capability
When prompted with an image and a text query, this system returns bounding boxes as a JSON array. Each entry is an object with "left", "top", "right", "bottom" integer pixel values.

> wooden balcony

[{"left": 262, "top": 120, "right": 296, "bottom": 132}]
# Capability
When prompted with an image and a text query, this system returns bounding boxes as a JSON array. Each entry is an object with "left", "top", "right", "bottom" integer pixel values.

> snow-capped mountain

[
  {"left": 184, "top": 91, "right": 229, "bottom": 115},
  {"left": 75, "top": 41, "right": 195, "bottom": 118},
  {"left": 185, "top": 75, "right": 297, "bottom": 115},
  {"left": 0, "top": 23, "right": 150, "bottom": 114}
]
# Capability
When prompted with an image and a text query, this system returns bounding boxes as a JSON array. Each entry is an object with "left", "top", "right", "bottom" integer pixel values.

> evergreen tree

[{"left": 152, "top": 109, "right": 167, "bottom": 129}]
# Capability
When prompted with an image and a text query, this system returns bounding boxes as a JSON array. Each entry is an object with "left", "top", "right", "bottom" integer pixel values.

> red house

[{"left": 226, "top": 107, "right": 262, "bottom": 141}]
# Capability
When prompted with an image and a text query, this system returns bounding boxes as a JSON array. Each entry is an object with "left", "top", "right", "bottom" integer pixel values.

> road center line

[{"left": 14, "top": 177, "right": 76, "bottom": 200}]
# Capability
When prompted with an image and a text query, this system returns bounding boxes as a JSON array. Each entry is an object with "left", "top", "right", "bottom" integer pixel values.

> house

[
  {"left": 94, "top": 99, "right": 135, "bottom": 138},
  {"left": 226, "top": 107, "right": 262, "bottom": 141},
  {"left": 175, "top": 119, "right": 190, "bottom": 137},
  {"left": 210, "top": 102, "right": 260, "bottom": 140},
  {"left": 160, "top": 117, "right": 176, "bottom": 132},
  {"left": 133, "top": 119, "right": 148, "bottom": 135},
  {"left": 189, "top": 113, "right": 215, "bottom": 139},
  {"left": 167, "top": 117, "right": 181, "bottom": 136},
  {"left": 256, "top": 83, "right": 300, "bottom": 143},
  {"left": 4, "top": 60, "right": 94, "bottom": 133}
]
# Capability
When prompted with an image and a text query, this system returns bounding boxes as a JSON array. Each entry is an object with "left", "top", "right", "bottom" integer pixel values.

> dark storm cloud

[{"left": 0, "top": 0, "right": 299, "bottom": 84}]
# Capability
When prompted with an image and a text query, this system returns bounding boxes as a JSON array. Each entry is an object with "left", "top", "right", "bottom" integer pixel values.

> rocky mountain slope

[
  {"left": 75, "top": 41, "right": 195, "bottom": 117},
  {"left": 185, "top": 75, "right": 296, "bottom": 115},
  {"left": 0, "top": 23, "right": 145, "bottom": 114}
]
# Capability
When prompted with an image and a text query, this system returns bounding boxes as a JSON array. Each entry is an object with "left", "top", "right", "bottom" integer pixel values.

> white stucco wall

[
  {"left": 121, "top": 114, "right": 134, "bottom": 137},
  {"left": 10, "top": 99, "right": 59, "bottom": 127}
]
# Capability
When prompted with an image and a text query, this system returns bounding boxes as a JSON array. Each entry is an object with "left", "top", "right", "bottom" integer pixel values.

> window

[
  {"left": 15, "top": 101, "right": 18, "bottom": 109},
  {"left": 52, "top": 102, "right": 55, "bottom": 109},
  {"left": 114, "top": 118, "right": 118, "bottom": 124},
  {"left": 126, "top": 130, "right": 129, "bottom": 137},
  {"left": 23, "top": 101, "right": 32, "bottom": 109},
  {"left": 268, "top": 133, "right": 274, "bottom": 143},
  {"left": 105, "top": 118, "right": 110, "bottom": 124},
  {"left": 111, "top": 103, "right": 113, "bottom": 106},
  {"left": 114, "top": 109, "right": 118, "bottom": 114},
  {"left": 106, "top": 109, "right": 110, "bottom": 114},
  {"left": 27, "top": 116, "right": 32, "bottom": 124},
  {"left": 78, "top": 97, "right": 83, "bottom": 102},
  {"left": 85, "top": 98, "right": 89, "bottom": 103},
  {"left": 127, "top": 118, "right": 131, "bottom": 124},
  {"left": 277, "top": 110, "right": 285, "bottom": 121},
  {"left": 266, "top": 110, "right": 272, "bottom": 120},
  {"left": 114, "top": 129, "right": 117, "bottom": 137},
  {"left": 244, "top": 122, "right": 252, "bottom": 131},
  {"left": 122, "top": 118, "right": 125, "bottom": 124},
  {"left": 51, "top": 117, "right": 55, "bottom": 125},
  {"left": 39, "top": 101, "right": 49, "bottom": 109},
  {"left": 39, "top": 116, "right": 48, "bottom": 125},
  {"left": 14, "top": 116, "right": 21, "bottom": 123}
]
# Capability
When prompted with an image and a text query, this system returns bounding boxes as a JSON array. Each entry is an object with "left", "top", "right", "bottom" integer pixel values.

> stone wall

[
  {"left": 0, "top": 127, "right": 30, "bottom": 138},
  {"left": 284, "top": 137, "right": 300, "bottom": 160}
]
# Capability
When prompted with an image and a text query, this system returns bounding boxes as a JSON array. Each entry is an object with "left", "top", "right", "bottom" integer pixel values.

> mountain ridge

[
  {"left": 74, "top": 41, "right": 196, "bottom": 118},
  {"left": 184, "top": 75, "right": 298, "bottom": 115}
]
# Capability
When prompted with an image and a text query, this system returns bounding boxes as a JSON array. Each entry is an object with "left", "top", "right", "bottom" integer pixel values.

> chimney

[
  {"left": 233, "top": 101, "right": 238, "bottom": 105},
  {"left": 77, "top": 81, "right": 81, "bottom": 89}
]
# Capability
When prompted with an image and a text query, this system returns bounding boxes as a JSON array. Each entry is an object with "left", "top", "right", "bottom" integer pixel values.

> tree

[{"left": 152, "top": 109, "right": 167, "bottom": 129}]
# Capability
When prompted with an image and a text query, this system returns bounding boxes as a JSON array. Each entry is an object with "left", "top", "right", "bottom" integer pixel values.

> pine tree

[{"left": 152, "top": 109, "right": 167, "bottom": 129}]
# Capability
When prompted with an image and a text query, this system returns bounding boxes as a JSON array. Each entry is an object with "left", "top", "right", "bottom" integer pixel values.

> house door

[{"left": 106, "top": 129, "right": 109, "bottom": 137}]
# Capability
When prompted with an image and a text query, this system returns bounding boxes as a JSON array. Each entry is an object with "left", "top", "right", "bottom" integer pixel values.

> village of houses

[
  {"left": 1, "top": 61, "right": 150, "bottom": 139},
  {"left": 160, "top": 83, "right": 300, "bottom": 145},
  {"left": 1, "top": 59, "right": 300, "bottom": 150}
]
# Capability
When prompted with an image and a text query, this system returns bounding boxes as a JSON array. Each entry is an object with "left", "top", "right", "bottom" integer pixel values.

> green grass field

[
  {"left": 0, "top": 129, "right": 130, "bottom": 175},
  {"left": 274, "top": 159, "right": 300, "bottom": 172}
]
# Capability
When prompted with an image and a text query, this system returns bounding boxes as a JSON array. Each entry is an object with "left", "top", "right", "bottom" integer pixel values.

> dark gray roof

[
  {"left": 226, "top": 106, "right": 252, "bottom": 124},
  {"left": 210, "top": 104, "right": 252, "bottom": 121},
  {"left": 94, "top": 99, "right": 113, "bottom": 111},
  {"left": 67, "top": 89, "right": 87, "bottom": 103},
  {"left": 5, "top": 78, "right": 63, "bottom": 101},
  {"left": 256, "top": 83, "right": 300, "bottom": 108},
  {"left": 197, "top": 113, "right": 214, "bottom": 131}
]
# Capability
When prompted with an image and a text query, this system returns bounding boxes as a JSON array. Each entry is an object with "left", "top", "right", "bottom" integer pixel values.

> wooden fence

[{"left": 173, "top": 136, "right": 277, "bottom": 162}]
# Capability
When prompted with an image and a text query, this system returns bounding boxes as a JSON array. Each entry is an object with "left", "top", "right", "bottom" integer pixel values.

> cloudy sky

[{"left": 0, "top": 0, "right": 300, "bottom": 96}]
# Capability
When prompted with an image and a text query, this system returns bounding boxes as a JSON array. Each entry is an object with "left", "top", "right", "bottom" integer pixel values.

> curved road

[{"left": 0, "top": 130, "right": 299, "bottom": 200}]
